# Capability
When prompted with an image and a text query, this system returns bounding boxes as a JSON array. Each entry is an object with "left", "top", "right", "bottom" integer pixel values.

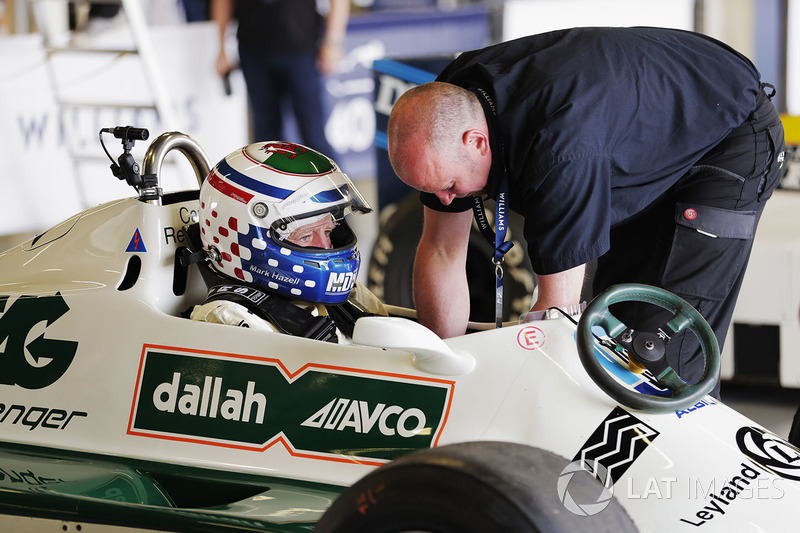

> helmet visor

[{"left": 270, "top": 171, "right": 371, "bottom": 234}]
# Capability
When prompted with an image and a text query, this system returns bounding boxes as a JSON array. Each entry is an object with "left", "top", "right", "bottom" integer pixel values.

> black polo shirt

[
  {"left": 235, "top": 0, "right": 322, "bottom": 54},
  {"left": 421, "top": 27, "right": 761, "bottom": 274}
]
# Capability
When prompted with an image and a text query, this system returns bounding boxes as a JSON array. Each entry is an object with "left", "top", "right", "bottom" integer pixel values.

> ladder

[{"left": 27, "top": 0, "right": 178, "bottom": 206}]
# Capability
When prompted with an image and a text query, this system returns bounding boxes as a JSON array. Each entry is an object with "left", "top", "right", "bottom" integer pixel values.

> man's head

[
  {"left": 387, "top": 81, "right": 492, "bottom": 205},
  {"left": 199, "top": 141, "right": 371, "bottom": 303}
]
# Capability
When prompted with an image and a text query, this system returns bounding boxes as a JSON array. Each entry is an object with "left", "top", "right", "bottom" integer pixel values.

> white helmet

[{"left": 199, "top": 141, "right": 371, "bottom": 304}]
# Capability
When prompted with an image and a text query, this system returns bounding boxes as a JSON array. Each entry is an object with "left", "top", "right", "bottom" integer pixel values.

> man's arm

[
  {"left": 413, "top": 206, "right": 473, "bottom": 338},
  {"left": 317, "top": 0, "right": 350, "bottom": 75},
  {"left": 530, "top": 264, "right": 586, "bottom": 311},
  {"left": 212, "top": 0, "right": 235, "bottom": 77}
]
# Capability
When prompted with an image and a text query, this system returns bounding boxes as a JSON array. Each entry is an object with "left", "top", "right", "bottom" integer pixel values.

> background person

[
  {"left": 212, "top": 0, "right": 349, "bottom": 154},
  {"left": 387, "top": 27, "right": 785, "bottom": 397}
]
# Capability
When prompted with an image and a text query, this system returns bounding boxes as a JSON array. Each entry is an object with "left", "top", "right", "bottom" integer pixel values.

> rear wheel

[{"left": 316, "top": 442, "right": 638, "bottom": 533}]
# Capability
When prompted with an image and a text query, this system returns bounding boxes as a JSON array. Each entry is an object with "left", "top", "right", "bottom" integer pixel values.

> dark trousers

[
  {"left": 592, "top": 90, "right": 785, "bottom": 399},
  {"left": 238, "top": 44, "right": 334, "bottom": 156}
]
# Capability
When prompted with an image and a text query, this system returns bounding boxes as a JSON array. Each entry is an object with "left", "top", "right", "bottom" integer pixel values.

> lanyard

[
  {"left": 472, "top": 178, "right": 513, "bottom": 328},
  {"left": 468, "top": 86, "right": 513, "bottom": 328}
]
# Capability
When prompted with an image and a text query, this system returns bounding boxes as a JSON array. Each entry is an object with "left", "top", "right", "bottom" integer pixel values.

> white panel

[
  {"left": 788, "top": 0, "right": 800, "bottom": 114},
  {"left": 503, "top": 0, "right": 694, "bottom": 40}
]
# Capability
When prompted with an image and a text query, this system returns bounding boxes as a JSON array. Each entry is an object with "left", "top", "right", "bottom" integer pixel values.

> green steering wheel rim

[{"left": 577, "top": 283, "right": 720, "bottom": 413}]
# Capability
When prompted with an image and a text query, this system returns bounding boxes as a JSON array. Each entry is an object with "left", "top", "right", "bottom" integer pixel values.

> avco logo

[
  {"left": 129, "top": 346, "right": 454, "bottom": 464},
  {"left": 301, "top": 398, "right": 427, "bottom": 438},
  {"left": 0, "top": 293, "right": 78, "bottom": 389}
]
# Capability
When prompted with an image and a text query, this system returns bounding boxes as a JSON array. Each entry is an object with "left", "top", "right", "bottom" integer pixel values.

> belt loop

[{"left": 759, "top": 82, "right": 776, "bottom": 100}]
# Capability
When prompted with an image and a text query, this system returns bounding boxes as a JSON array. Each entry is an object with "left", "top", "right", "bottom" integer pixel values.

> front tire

[{"left": 316, "top": 442, "right": 638, "bottom": 533}]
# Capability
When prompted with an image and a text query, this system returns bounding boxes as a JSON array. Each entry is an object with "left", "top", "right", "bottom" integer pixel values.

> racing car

[{"left": 0, "top": 129, "right": 798, "bottom": 532}]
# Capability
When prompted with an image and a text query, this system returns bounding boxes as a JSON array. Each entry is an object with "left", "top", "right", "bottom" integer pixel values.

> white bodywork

[{"left": 1, "top": 190, "right": 799, "bottom": 531}]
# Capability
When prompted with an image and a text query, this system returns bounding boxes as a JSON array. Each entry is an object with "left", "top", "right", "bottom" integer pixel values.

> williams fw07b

[{"left": 0, "top": 129, "right": 798, "bottom": 532}]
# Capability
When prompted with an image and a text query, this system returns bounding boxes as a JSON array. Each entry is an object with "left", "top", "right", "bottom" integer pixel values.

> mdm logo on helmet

[{"left": 199, "top": 142, "right": 371, "bottom": 304}]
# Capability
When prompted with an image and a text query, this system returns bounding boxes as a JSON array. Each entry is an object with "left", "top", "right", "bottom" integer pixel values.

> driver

[{"left": 190, "top": 141, "right": 385, "bottom": 342}]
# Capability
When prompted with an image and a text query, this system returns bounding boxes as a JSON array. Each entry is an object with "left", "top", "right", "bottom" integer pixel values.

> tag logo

[
  {"left": 0, "top": 294, "right": 78, "bottom": 389},
  {"left": 683, "top": 208, "right": 698, "bottom": 221}
]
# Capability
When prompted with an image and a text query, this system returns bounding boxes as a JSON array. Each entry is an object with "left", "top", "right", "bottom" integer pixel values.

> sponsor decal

[
  {"left": 0, "top": 293, "right": 78, "bottom": 389},
  {"left": 129, "top": 346, "right": 454, "bottom": 465},
  {"left": 0, "top": 467, "right": 64, "bottom": 486},
  {"left": 125, "top": 228, "right": 147, "bottom": 252},
  {"left": 572, "top": 406, "right": 660, "bottom": 485},
  {"left": 0, "top": 468, "right": 151, "bottom": 504},
  {"left": 587, "top": 327, "right": 671, "bottom": 398},
  {"left": 676, "top": 397, "right": 717, "bottom": 419},
  {"left": 208, "top": 171, "right": 254, "bottom": 205},
  {"left": 559, "top": 407, "right": 658, "bottom": 517},
  {"left": 684, "top": 208, "right": 698, "bottom": 221},
  {"left": 163, "top": 206, "right": 199, "bottom": 245},
  {"left": 0, "top": 403, "right": 86, "bottom": 431},
  {"left": 737, "top": 426, "right": 800, "bottom": 481},
  {"left": 301, "top": 398, "right": 427, "bottom": 438},
  {"left": 517, "top": 326, "right": 545, "bottom": 350},
  {"left": 679, "top": 462, "right": 773, "bottom": 527},
  {"left": 326, "top": 272, "right": 356, "bottom": 294}
]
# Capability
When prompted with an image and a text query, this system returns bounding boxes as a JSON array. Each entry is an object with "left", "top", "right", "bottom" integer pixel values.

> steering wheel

[{"left": 576, "top": 283, "right": 720, "bottom": 413}]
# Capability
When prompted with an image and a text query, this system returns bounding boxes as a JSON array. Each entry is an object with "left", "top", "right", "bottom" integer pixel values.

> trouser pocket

[{"left": 660, "top": 203, "right": 757, "bottom": 300}]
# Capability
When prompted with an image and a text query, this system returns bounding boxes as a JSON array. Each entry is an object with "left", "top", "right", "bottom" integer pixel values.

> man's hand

[{"left": 530, "top": 264, "right": 587, "bottom": 312}]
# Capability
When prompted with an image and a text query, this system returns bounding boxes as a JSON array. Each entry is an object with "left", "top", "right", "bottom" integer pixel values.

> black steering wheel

[{"left": 576, "top": 284, "right": 720, "bottom": 413}]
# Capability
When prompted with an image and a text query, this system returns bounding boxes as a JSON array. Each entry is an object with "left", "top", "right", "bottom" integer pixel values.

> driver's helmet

[{"left": 198, "top": 141, "right": 371, "bottom": 304}]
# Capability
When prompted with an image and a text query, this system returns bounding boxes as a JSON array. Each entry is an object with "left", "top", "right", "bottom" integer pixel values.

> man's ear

[{"left": 463, "top": 129, "right": 490, "bottom": 156}]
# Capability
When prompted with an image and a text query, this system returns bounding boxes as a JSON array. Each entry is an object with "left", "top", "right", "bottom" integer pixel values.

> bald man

[{"left": 387, "top": 27, "right": 785, "bottom": 397}]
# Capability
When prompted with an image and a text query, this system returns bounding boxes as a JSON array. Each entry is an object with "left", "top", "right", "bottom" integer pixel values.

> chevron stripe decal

[{"left": 572, "top": 406, "right": 659, "bottom": 484}]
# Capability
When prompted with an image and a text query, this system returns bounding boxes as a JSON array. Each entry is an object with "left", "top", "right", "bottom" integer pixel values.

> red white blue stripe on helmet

[{"left": 216, "top": 158, "right": 346, "bottom": 204}]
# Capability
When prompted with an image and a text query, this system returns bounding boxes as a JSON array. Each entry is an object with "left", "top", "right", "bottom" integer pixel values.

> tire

[
  {"left": 367, "top": 193, "right": 536, "bottom": 323},
  {"left": 315, "top": 442, "right": 638, "bottom": 533}
]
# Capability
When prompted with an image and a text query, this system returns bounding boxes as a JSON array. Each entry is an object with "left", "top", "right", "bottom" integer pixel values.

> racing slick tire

[
  {"left": 315, "top": 441, "right": 638, "bottom": 533},
  {"left": 367, "top": 193, "right": 536, "bottom": 324}
]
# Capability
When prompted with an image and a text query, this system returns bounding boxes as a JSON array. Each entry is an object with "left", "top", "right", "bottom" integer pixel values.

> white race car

[{"left": 0, "top": 130, "right": 797, "bottom": 532}]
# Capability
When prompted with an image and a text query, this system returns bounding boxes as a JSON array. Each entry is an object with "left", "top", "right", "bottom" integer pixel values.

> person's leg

[
  {"left": 283, "top": 52, "right": 335, "bottom": 156},
  {"left": 593, "top": 91, "right": 785, "bottom": 398},
  {"left": 237, "top": 44, "right": 284, "bottom": 143}
]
